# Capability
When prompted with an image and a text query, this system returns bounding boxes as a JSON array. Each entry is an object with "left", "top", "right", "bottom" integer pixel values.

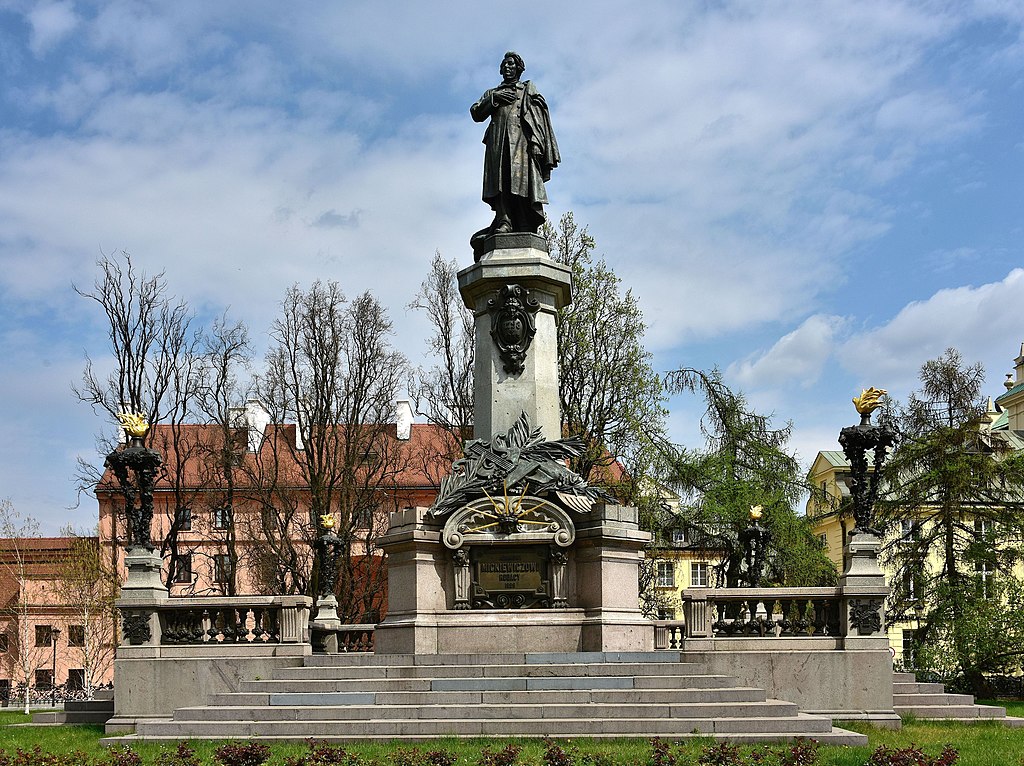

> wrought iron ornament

[
  {"left": 838, "top": 394, "right": 893, "bottom": 536},
  {"left": 488, "top": 284, "right": 539, "bottom": 374},
  {"left": 105, "top": 425, "right": 163, "bottom": 551},
  {"left": 122, "top": 611, "right": 152, "bottom": 645},
  {"left": 849, "top": 598, "right": 883, "bottom": 635}
]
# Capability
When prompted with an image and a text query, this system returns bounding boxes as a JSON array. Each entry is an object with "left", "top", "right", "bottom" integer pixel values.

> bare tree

[
  {"left": 251, "top": 282, "right": 409, "bottom": 619},
  {"left": 188, "top": 316, "right": 253, "bottom": 596},
  {"left": 51, "top": 534, "right": 119, "bottom": 698},
  {"left": 0, "top": 500, "right": 47, "bottom": 714},
  {"left": 75, "top": 252, "right": 201, "bottom": 587},
  {"left": 409, "top": 252, "right": 475, "bottom": 441}
]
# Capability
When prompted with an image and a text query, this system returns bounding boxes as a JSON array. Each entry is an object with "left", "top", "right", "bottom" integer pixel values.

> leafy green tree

[
  {"left": 661, "top": 368, "right": 836, "bottom": 587},
  {"left": 545, "top": 212, "right": 668, "bottom": 502},
  {"left": 879, "top": 348, "right": 1024, "bottom": 694}
]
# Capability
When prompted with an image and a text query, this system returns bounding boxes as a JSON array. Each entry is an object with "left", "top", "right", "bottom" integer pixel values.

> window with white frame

[
  {"left": 690, "top": 561, "right": 709, "bottom": 587},
  {"left": 655, "top": 561, "right": 675, "bottom": 588},
  {"left": 902, "top": 570, "right": 918, "bottom": 600},
  {"left": 213, "top": 554, "right": 231, "bottom": 584},
  {"left": 670, "top": 529, "right": 687, "bottom": 546},
  {"left": 900, "top": 519, "right": 919, "bottom": 542},
  {"left": 975, "top": 560, "right": 994, "bottom": 599},
  {"left": 901, "top": 629, "right": 917, "bottom": 668},
  {"left": 974, "top": 516, "right": 993, "bottom": 538},
  {"left": 171, "top": 554, "right": 193, "bottom": 584}
]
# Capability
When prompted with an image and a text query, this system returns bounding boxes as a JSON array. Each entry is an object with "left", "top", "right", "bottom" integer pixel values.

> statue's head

[{"left": 501, "top": 51, "right": 525, "bottom": 82}]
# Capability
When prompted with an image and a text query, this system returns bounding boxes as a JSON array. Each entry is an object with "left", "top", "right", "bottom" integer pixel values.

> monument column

[{"left": 458, "top": 232, "right": 572, "bottom": 441}]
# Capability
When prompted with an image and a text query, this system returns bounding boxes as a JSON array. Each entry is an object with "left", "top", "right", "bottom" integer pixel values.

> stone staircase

[
  {"left": 105, "top": 652, "right": 866, "bottom": 744},
  {"left": 893, "top": 672, "right": 1024, "bottom": 726}
]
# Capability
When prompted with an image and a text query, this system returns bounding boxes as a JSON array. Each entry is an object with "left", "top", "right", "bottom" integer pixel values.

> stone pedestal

[
  {"left": 122, "top": 546, "right": 165, "bottom": 597},
  {"left": 116, "top": 547, "right": 166, "bottom": 649},
  {"left": 374, "top": 504, "right": 652, "bottom": 655},
  {"left": 458, "top": 233, "right": 572, "bottom": 441},
  {"left": 840, "top": 532, "right": 889, "bottom": 648},
  {"left": 841, "top": 532, "right": 885, "bottom": 587},
  {"left": 310, "top": 594, "right": 341, "bottom": 653}
]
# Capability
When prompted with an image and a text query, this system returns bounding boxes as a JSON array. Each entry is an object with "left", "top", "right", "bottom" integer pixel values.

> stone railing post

[
  {"left": 839, "top": 533, "right": 889, "bottom": 645},
  {"left": 682, "top": 588, "right": 710, "bottom": 638},
  {"left": 280, "top": 596, "right": 312, "bottom": 643}
]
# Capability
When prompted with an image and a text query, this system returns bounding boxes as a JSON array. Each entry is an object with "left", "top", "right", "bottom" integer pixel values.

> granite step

[
  {"left": 270, "top": 661, "right": 708, "bottom": 680},
  {"left": 170, "top": 699, "right": 801, "bottom": 722},
  {"left": 245, "top": 672, "right": 746, "bottom": 693},
  {"left": 892, "top": 672, "right": 1022, "bottom": 725},
  {"left": 301, "top": 651, "right": 684, "bottom": 666},
  {"left": 106, "top": 652, "right": 868, "bottom": 746},
  {"left": 30, "top": 697, "right": 115, "bottom": 726},
  {"left": 110, "top": 725, "right": 866, "bottom": 746},
  {"left": 894, "top": 703, "right": 1006, "bottom": 719},
  {"left": 215, "top": 685, "right": 768, "bottom": 707},
  {"left": 132, "top": 713, "right": 843, "bottom": 739}
]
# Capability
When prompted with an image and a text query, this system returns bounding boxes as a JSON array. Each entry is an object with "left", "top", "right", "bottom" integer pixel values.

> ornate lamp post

[
  {"left": 315, "top": 513, "right": 344, "bottom": 622},
  {"left": 838, "top": 388, "right": 893, "bottom": 537},
  {"left": 105, "top": 413, "right": 163, "bottom": 551},
  {"left": 309, "top": 513, "right": 344, "bottom": 653},
  {"left": 739, "top": 505, "right": 770, "bottom": 587},
  {"left": 837, "top": 388, "right": 892, "bottom": 640},
  {"left": 50, "top": 627, "right": 61, "bottom": 707},
  {"left": 105, "top": 413, "right": 164, "bottom": 593}
]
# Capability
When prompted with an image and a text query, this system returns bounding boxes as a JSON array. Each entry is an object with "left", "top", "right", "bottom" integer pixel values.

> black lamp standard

[{"left": 50, "top": 627, "right": 61, "bottom": 707}]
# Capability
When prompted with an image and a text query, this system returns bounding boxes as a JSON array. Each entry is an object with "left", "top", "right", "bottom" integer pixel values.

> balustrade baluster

[{"left": 266, "top": 608, "right": 280, "bottom": 641}]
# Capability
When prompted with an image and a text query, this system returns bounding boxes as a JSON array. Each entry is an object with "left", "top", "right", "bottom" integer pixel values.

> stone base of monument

[
  {"left": 104, "top": 650, "right": 868, "bottom": 745},
  {"left": 373, "top": 503, "right": 654, "bottom": 655}
]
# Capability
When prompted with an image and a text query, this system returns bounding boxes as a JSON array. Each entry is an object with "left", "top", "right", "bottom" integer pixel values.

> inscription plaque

[
  {"left": 471, "top": 546, "right": 550, "bottom": 609},
  {"left": 477, "top": 549, "right": 544, "bottom": 591}
]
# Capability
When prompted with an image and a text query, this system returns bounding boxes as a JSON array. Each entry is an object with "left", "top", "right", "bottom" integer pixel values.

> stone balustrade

[
  {"left": 653, "top": 620, "right": 686, "bottom": 650},
  {"left": 683, "top": 587, "right": 841, "bottom": 639},
  {"left": 117, "top": 595, "right": 312, "bottom": 648},
  {"left": 337, "top": 624, "right": 375, "bottom": 652},
  {"left": 677, "top": 582, "right": 888, "bottom": 642}
]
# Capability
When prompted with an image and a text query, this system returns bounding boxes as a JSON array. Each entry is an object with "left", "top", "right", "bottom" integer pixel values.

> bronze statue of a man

[{"left": 471, "top": 51, "right": 559, "bottom": 247}]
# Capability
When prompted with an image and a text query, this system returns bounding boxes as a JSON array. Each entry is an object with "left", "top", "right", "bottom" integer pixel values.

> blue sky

[{"left": 0, "top": 1, "right": 1022, "bottom": 533}]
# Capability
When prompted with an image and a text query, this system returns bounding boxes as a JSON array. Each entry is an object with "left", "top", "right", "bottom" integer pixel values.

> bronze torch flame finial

[
  {"left": 852, "top": 387, "right": 887, "bottom": 416},
  {"left": 116, "top": 412, "right": 150, "bottom": 439}
]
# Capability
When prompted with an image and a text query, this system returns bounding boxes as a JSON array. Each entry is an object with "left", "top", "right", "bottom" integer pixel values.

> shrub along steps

[
  {"left": 893, "top": 671, "right": 1024, "bottom": 726},
  {"left": 104, "top": 652, "right": 867, "bottom": 745}
]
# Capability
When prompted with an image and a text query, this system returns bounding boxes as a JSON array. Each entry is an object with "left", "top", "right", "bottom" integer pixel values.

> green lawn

[{"left": 0, "top": 720, "right": 1022, "bottom": 765}]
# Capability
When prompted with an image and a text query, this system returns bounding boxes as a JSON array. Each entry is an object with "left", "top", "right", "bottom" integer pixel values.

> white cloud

[
  {"left": 729, "top": 315, "right": 848, "bottom": 389},
  {"left": 26, "top": 1, "right": 78, "bottom": 56},
  {"left": 839, "top": 268, "right": 1024, "bottom": 390}
]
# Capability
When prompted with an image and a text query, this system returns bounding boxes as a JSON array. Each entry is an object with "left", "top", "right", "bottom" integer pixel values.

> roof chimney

[
  {"left": 396, "top": 399, "right": 414, "bottom": 441},
  {"left": 229, "top": 400, "right": 271, "bottom": 453}
]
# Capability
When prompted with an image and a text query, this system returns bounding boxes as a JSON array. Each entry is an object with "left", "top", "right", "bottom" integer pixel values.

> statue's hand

[{"left": 492, "top": 87, "right": 516, "bottom": 105}]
